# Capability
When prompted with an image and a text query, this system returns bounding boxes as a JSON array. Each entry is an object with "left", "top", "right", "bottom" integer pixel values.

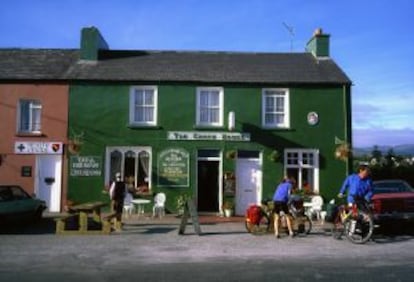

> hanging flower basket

[
  {"left": 335, "top": 143, "right": 351, "bottom": 161},
  {"left": 225, "top": 150, "right": 237, "bottom": 160},
  {"left": 68, "top": 140, "right": 82, "bottom": 155},
  {"left": 268, "top": 150, "right": 280, "bottom": 162}
]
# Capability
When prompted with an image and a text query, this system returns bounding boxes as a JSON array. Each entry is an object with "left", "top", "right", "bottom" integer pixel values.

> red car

[{"left": 371, "top": 179, "right": 414, "bottom": 223}]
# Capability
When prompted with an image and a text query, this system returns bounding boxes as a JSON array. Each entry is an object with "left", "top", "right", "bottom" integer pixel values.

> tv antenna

[{"left": 282, "top": 22, "right": 295, "bottom": 52}]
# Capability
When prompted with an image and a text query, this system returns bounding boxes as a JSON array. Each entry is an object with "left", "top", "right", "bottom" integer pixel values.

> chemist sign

[
  {"left": 70, "top": 156, "right": 102, "bottom": 177},
  {"left": 15, "top": 141, "right": 63, "bottom": 154},
  {"left": 158, "top": 148, "right": 189, "bottom": 187}
]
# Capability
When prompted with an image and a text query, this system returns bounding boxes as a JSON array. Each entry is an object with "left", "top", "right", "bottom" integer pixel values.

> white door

[
  {"left": 235, "top": 158, "right": 262, "bottom": 216},
  {"left": 36, "top": 155, "right": 62, "bottom": 212}
]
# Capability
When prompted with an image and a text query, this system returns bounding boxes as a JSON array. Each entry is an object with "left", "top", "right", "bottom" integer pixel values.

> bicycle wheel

[
  {"left": 331, "top": 213, "right": 344, "bottom": 239},
  {"left": 247, "top": 213, "right": 271, "bottom": 235},
  {"left": 344, "top": 211, "right": 374, "bottom": 244}
]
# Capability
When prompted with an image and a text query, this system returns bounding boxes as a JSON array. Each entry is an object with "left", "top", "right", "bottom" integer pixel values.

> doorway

[
  {"left": 197, "top": 150, "right": 221, "bottom": 212},
  {"left": 36, "top": 155, "right": 62, "bottom": 212}
]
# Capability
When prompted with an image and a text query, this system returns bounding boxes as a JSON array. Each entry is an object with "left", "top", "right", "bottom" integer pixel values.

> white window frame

[
  {"left": 105, "top": 146, "right": 152, "bottom": 190},
  {"left": 196, "top": 87, "right": 224, "bottom": 127},
  {"left": 17, "top": 99, "right": 42, "bottom": 134},
  {"left": 262, "top": 88, "right": 290, "bottom": 129},
  {"left": 284, "top": 149, "right": 319, "bottom": 194},
  {"left": 129, "top": 86, "right": 158, "bottom": 126}
]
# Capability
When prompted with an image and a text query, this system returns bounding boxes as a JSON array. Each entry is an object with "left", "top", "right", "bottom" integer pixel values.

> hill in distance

[{"left": 353, "top": 144, "right": 414, "bottom": 157}]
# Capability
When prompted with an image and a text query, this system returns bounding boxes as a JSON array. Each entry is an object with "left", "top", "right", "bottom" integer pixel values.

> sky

[{"left": 1, "top": 0, "right": 413, "bottom": 148}]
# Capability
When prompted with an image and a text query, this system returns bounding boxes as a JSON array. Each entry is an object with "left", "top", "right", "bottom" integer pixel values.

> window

[
  {"left": 106, "top": 147, "right": 152, "bottom": 192},
  {"left": 262, "top": 88, "right": 290, "bottom": 128},
  {"left": 129, "top": 86, "right": 157, "bottom": 126},
  {"left": 18, "top": 99, "right": 42, "bottom": 133},
  {"left": 196, "top": 87, "right": 223, "bottom": 127},
  {"left": 284, "top": 149, "right": 319, "bottom": 194}
]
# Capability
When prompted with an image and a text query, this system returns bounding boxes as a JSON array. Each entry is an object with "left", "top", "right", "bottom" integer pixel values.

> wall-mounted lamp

[{"left": 228, "top": 111, "right": 235, "bottom": 131}]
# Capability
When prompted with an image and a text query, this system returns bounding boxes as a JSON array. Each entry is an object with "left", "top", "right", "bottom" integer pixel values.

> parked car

[
  {"left": 0, "top": 185, "right": 47, "bottom": 224},
  {"left": 371, "top": 180, "right": 414, "bottom": 223}
]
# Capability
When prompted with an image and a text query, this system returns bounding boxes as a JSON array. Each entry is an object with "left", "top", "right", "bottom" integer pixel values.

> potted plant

[{"left": 222, "top": 200, "right": 234, "bottom": 217}]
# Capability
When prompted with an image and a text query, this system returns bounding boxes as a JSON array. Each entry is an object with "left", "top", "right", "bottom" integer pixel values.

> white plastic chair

[
  {"left": 308, "top": 195, "right": 324, "bottom": 220},
  {"left": 152, "top": 193, "right": 166, "bottom": 218},
  {"left": 123, "top": 193, "right": 134, "bottom": 218}
]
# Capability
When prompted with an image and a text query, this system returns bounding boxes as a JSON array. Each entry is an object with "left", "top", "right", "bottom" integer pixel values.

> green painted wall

[{"left": 68, "top": 83, "right": 349, "bottom": 211}]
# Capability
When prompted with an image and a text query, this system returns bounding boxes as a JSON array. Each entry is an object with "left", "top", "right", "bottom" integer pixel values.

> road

[{"left": 0, "top": 217, "right": 413, "bottom": 282}]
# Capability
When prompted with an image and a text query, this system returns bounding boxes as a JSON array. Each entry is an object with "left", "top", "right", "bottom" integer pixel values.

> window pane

[
  {"left": 276, "top": 97, "right": 284, "bottom": 112},
  {"left": 144, "top": 90, "right": 154, "bottom": 104},
  {"left": 132, "top": 88, "right": 155, "bottom": 123},
  {"left": 210, "top": 108, "right": 219, "bottom": 123},
  {"left": 19, "top": 101, "right": 30, "bottom": 131},
  {"left": 210, "top": 91, "right": 219, "bottom": 106}
]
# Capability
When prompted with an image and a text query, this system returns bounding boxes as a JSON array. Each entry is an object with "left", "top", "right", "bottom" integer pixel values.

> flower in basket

[{"left": 222, "top": 200, "right": 234, "bottom": 210}]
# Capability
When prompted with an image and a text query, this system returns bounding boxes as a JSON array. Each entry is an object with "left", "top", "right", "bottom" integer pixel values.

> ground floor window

[
  {"left": 284, "top": 149, "right": 319, "bottom": 194},
  {"left": 106, "top": 146, "right": 152, "bottom": 192}
]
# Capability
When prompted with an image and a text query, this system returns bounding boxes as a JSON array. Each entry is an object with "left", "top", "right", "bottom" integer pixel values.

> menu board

[{"left": 158, "top": 148, "right": 189, "bottom": 187}]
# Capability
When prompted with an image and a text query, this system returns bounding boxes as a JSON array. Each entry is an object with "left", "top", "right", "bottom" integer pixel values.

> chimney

[
  {"left": 306, "top": 28, "right": 330, "bottom": 58},
  {"left": 80, "top": 26, "right": 109, "bottom": 61}
]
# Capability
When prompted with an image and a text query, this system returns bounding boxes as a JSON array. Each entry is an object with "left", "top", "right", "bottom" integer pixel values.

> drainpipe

[{"left": 343, "top": 84, "right": 352, "bottom": 175}]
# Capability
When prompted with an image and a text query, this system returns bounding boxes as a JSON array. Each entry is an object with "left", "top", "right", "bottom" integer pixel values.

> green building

[{"left": 67, "top": 27, "right": 352, "bottom": 215}]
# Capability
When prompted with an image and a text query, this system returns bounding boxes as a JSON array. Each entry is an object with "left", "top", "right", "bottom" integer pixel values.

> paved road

[{"left": 0, "top": 217, "right": 413, "bottom": 282}]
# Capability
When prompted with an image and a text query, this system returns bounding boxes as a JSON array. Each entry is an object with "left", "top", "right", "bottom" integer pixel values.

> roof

[
  {"left": 0, "top": 48, "right": 351, "bottom": 85},
  {"left": 0, "top": 49, "right": 78, "bottom": 80}
]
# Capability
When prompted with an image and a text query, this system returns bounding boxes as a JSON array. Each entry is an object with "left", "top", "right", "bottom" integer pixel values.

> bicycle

[
  {"left": 245, "top": 197, "right": 312, "bottom": 236},
  {"left": 331, "top": 197, "right": 374, "bottom": 244}
]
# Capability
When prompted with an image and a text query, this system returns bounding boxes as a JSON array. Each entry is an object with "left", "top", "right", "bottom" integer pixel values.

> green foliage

[{"left": 354, "top": 145, "right": 414, "bottom": 186}]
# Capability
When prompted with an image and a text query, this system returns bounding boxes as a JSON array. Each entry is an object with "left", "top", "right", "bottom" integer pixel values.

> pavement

[{"left": 1, "top": 213, "right": 413, "bottom": 282}]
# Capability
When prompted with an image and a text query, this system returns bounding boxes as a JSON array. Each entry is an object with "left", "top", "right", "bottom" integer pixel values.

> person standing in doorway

[{"left": 110, "top": 172, "right": 126, "bottom": 223}]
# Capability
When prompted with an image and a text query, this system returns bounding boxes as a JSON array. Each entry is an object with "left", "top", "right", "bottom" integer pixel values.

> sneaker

[
  {"left": 289, "top": 232, "right": 294, "bottom": 238},
  {"left": 275, "top": 234, "right": 280, "bottom": 239}
]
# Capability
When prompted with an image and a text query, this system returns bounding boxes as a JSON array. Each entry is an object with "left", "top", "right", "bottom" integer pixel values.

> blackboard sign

[
  {"left": 158, "top": 148, "right": 189, "bottom": 187},
  {"left": 70, "top": 156, "right": 102, "bottom": 177},
  {"left": 178, "top": 198, "right": 202, "bottom": 235}
]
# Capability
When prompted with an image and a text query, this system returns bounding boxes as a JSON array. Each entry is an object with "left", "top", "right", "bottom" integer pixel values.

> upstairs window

[
  {"left": 129, "top": 86, "right": 157, "bottom": 126},
  {"left": 262, "top": 88, "right": 290, "bottom": 128},
  {"left": 18, "top": 99, "right": 42, "bottom": 134},
  {"left": 196, "top": 87, "right": 223, "bottom": 127}
]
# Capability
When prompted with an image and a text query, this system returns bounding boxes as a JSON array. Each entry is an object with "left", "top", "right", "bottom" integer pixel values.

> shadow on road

[{"left": 0, "top": 217, "right": 56, "bottom": 235}]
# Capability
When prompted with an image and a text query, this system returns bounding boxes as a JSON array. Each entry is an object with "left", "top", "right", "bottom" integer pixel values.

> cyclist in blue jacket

[
  {"left": 273, "top": 176, "right": 296, "bottom": 238},
  {"left": 338, "top": 164, "right": 373, "bottom": 206}
]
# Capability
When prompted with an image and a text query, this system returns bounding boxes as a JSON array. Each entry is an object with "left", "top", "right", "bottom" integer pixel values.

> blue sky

[{"left": 1, "top": 0, "right": 413, "bottom": 147}]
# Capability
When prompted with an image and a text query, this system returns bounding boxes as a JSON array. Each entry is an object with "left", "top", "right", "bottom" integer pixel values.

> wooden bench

[
  {"left": 102, "top": 213, "right": 121, "bottom": 234},
  {"left": 54, "top": 213, "right": 79, "bottom": 234}
]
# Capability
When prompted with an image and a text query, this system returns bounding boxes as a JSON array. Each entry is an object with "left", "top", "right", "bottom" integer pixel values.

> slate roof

[{"left": 0, "top": 48, "right": 351, "bottom": 85}]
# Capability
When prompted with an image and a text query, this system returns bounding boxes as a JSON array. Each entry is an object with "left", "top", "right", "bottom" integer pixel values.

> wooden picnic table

[
  {"left": 68, "top": 201, "right": 108, "bottom": 232},
  {"left": 54, "top": 201, "right": 115, "bottom": 235}
]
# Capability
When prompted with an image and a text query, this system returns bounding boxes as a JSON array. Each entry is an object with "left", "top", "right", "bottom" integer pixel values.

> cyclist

[
  {"left": 272, "top": 176, "right": 296, "bottom": 238},
  {"left": 338, "top": 164, "right": 373, "bottom": 208}
]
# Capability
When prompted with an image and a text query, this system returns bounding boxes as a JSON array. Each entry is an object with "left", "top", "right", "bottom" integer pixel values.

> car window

[
  {"left": 0, "top": 187, "right": 14, "bottom": 201},
  {"left": 10, "top": 186, "right": 30, "bottom": 200},
  {"left": 373, "top": 182, "right": 413, "bottom": 193}
]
